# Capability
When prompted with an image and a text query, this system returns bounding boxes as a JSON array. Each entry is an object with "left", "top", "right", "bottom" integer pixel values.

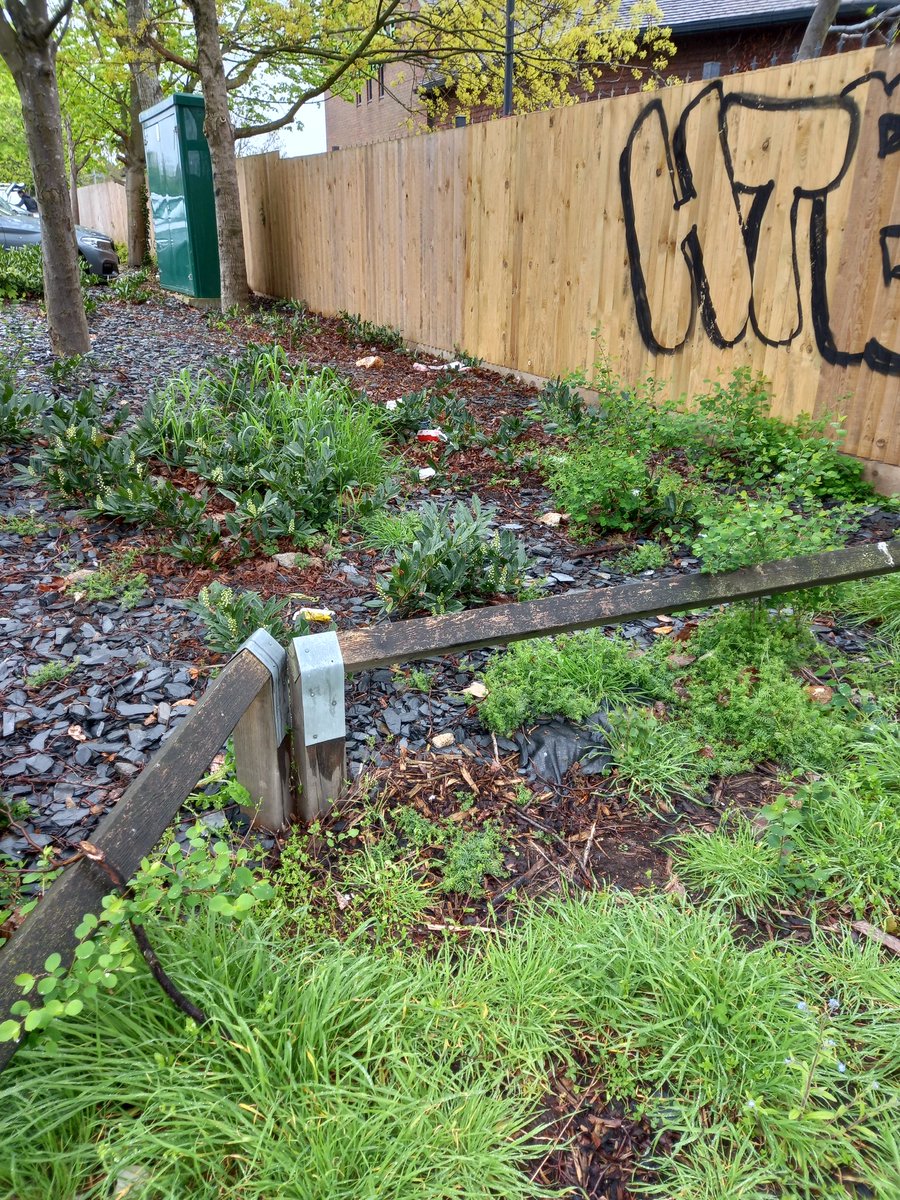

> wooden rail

[
  {"left": 297, "top": 537, "right": 900, "bottom": 807},
  {"left": 1, "top": 537, "right": 898, "bottom": 1071}
]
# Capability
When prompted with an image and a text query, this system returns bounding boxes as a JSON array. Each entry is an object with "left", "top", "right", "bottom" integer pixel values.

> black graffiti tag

[{"left": 620, "top": 73, "right": 900, "bottom": 375}]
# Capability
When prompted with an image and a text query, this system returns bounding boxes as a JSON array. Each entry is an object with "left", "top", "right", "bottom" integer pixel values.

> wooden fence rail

[{"left": 1, "top": 538, "right": 898, "bottom": 1072}]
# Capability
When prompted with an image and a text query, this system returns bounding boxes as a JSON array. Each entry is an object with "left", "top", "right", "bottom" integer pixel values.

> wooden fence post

[
  {"left": 288, "top": 631, "right": 347, "bottom": 823},
  {"left": 232, "top": 631, "right": 293, "bottom": 831}
]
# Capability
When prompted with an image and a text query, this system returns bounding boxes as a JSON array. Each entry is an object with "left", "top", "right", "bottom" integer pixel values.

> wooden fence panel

[
  {"left": 237, "top": 45, "right": 900, "bottom": 472},
  {"left": 76, "top": 181, "right": 128, "bottom": 246}
]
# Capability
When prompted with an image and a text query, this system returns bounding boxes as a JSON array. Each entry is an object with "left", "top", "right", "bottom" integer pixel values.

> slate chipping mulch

[{"left": 1, "top": 292, "right": 899, "bottom": 892}]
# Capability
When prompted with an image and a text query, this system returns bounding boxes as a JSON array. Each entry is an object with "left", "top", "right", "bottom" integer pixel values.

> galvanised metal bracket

[
  {"left": 291, "top": 631, "right": 346, "bottom": 746},
  {"left": 236, "top": 629, "right": 289, "bottom": 746}
]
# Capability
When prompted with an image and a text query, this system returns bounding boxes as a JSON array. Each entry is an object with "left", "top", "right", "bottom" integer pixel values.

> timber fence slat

[
  {"left": 338, "top": 539, "right": 900, "bottom": 672},
  {"left": 0, "top": 650, "right": 271, "bottom": 1072}
]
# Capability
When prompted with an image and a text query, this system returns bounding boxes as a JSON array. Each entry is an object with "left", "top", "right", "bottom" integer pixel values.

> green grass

[
  {"left": 828, "top": 572, "right": 900, "bottom": 640},
  {"left": 3, "top": 894, "right": 899, "bottom": 1199},
  {"left": 671, "top": 814, "right": 794, "bottom": 918},
  {"left": 673, "top": 717, "right": 900, "bottom": 920},
  {"left": 604, "top": 707, "right": 705, "bottom": 809},
  {"left": 479, "top": 630, "right": 674, "bottom": 734},
  {"left": 357, "top": 508, "right": 422, "bottom": 550}
]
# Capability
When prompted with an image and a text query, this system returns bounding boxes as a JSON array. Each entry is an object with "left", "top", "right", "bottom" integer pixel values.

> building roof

[{"left": 654, "top": 0, "right": 890, "bottom": 36}]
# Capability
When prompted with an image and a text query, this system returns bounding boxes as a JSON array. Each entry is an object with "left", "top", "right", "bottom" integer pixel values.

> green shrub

[
  {"left": 617, "top": 540, "right": 667, "bottom": 573},
  {"left": 393, "top": 807, "right": 507, "bottom": 895},
  {"left": 544, "top": 443, "right": 651, "bottom": 534},
  {"left": 479, "top": 631, "right": 673, "bottom": 735},
  {"left": 691, "top": 494, "right": 859, "bottom": 573},
  {"left": 0, "top": 245, "right": 44, "bottom": 299},
  {"left": 682, "top": 654, "right": 848, "bottom": 778},
  {"left": 689, "top": 602, "right": 819, "bottom": 670},
  {"left": 190, "top": 582, "right": 307, "bottom": 653},
  {"left": 0, "top": 352, "right": 41, "bottom": 445},
  {"left": 370, "top": 387, "right": 484, "bottom": 451},
  {"left": 678, "top": 369, "right": 873, "bottom": 501},
  {"left": 376, "top": 497, "right": 534, "bottom": 615},
  {"left": 338, "top": 310, "right": 405, "bottom": 349},
  {"left": 18, "top": 388, "right": 135, "bottom": 500},
  {"left": 603, "top": 706, "right": 705, "bottom": 808},
  {"left": 111, "top": 270, "right": 151, "bottom": 304},
  {"left": 139, "top": 347, "right": 389, "bottom": 530}
]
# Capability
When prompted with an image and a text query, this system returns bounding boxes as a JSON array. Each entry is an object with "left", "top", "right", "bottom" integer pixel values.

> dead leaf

[
  {"left": 355, "top": 355, "right": 383, "bottom": 369},
  {"left": 537, "top": 512, "right": 564, "bottom": 527},
  {"left": 652, "top": 625, "right": 673, "bottom": 635},
  {"left": 806, "top": 684, "right": 834, "bottom": 705},
  {"left": 672, "top": 620, "right": 698, "bottom": 643},
  {"left": 174, "top": 698, "right": 197, "bottom": 708},
  {"left": 667, "top": 652, "right": 696, "bottom": 669},
  {"left": 67, "top": 724, "right": 87, "bottom": 742},
  {"left": 462, "top": 680, "right": 488, "bottom": 700}
]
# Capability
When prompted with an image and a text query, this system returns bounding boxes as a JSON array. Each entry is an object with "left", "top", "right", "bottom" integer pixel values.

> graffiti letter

[
  {"left": 620, "top": 83, "right": 752, "bottom": 354},
  {"left": 810, "top": 72, "right": 900, "bottom": 374},
  {"left": 721, "top": 93, "right": 857, "bottom": 348}
]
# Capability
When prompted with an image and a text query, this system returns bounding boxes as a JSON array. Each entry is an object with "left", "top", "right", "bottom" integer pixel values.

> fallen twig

[{"left": 852, "top": 920, "right": 900, "bottom": 955}]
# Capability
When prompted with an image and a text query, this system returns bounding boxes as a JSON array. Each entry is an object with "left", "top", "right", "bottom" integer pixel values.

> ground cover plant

[
  {"left": 2, "top": 864, "right": 899, "bottom": 1199},
  {"left": 533, "top": 365, "right": 881, "bottom": 564}
]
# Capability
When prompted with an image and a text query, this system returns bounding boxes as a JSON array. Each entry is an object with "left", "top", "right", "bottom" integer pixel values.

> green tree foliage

[{"left": 0, "top": 66, "right": 29, "bottom": 183}]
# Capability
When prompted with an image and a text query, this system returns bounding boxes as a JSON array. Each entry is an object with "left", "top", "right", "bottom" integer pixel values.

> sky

[{"left": 241, "top": 97, "right": 327, "bottom": 159}]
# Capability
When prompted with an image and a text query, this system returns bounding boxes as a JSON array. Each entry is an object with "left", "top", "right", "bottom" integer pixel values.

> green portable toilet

[{"left": 139, "top": 93, "right": 221, "bottom": 301}]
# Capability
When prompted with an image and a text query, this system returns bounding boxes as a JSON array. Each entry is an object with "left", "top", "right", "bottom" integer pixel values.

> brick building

[{"left": 324, "top": 0, "right": 890, "bottom": 150}]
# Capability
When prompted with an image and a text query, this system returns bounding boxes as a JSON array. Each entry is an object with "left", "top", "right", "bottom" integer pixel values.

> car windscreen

[{"left": 0, "top": 195, "right": 37, "bottom": 219}]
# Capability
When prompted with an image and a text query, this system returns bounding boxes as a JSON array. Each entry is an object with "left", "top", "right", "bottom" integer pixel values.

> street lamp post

[{"left": 503, "top": 0, "right": 514, "bottom": 116}]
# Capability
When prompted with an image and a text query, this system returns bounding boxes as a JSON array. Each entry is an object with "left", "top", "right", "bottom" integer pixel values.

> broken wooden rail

[{"left": 1, "top": 536, "right": 898, "bottom": 1072}]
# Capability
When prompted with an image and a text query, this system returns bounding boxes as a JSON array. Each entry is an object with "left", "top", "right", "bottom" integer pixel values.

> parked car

[{"left": 0, "top": 193, "right": 119, "bottom": 280}]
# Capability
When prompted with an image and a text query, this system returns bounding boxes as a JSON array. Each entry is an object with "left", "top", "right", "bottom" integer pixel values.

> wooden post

[
  {"left": 232, "top": 631, "right": 293, "bottom": 831},
  {"left": 288, "top": 631, "right": 347, "bottom": 823}
]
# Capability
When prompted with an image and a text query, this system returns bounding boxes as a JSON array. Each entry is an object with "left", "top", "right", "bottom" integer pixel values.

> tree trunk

[
  {"left": 64, "top": 111, "right": 80, "bottom": 224},
  {"left": 8, "top": 41, "right": 90, "bottom": 356},
  {"left": 125, "top": 78, "right": 150, "bottom": 267},
  {"left": 797, "top": 0, "right": 843, "bottom": 59},
  {"left": 126, "top": 0, "right": 163, "bottom": 113},
  {"left": 186, "top": 0, "right": 250, "bottom": 311}
]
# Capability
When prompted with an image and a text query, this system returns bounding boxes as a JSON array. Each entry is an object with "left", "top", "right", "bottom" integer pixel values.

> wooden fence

[
  {"left": 1, "top": 537, "right": 898, "bottom": 1072},
  {"left": 76, "top": 180, "right": 129, "bottom": 247},
  {"left": 236, "top": 45, "right": 900, "bottom": 477}
]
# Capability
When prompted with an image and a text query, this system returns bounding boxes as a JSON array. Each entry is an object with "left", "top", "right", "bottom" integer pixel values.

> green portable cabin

[{"left": 139, "top": 93, "right": 221, "bottom": 301}]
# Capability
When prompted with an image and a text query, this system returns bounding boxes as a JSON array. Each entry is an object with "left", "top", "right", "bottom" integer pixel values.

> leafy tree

[
  {"left": 0, "top": 0, "right": 90, "bottom": 356},
  {"left": 0, "top": 65, "right": 30, "bottom": 183}
]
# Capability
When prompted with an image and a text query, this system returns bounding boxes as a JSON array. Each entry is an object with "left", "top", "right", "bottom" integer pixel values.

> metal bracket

[
  {"left": 236, "top": 629, "right": 289, "bottom": 745},
  {"left": 291, "top": 631, "right": 346, "bottom": 746}
]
